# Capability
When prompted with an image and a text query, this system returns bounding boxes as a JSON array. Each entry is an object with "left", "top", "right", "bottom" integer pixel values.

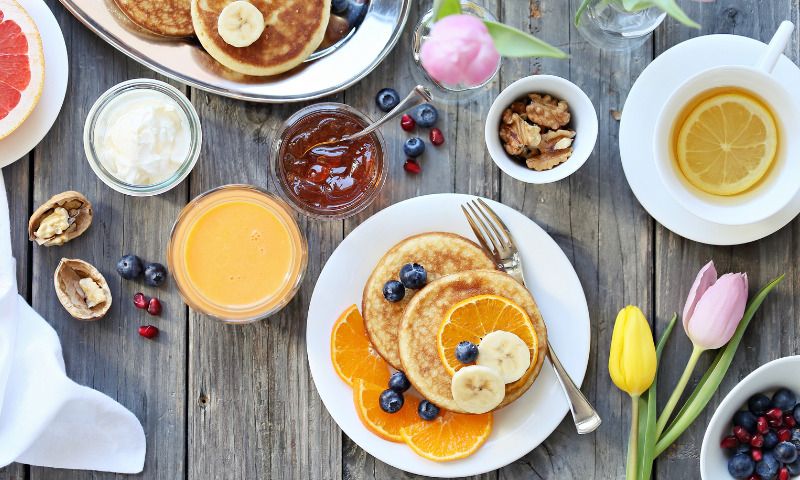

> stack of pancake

[
  {"left": 112, "top": 0, "right": 331, "bottom": 76},
  {"left": 362, "top": 232, "right": 548, "bottom": 414}
]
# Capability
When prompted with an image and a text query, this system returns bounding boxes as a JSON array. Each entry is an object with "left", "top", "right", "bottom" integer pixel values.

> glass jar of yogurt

[{"left": 83, "top": 79, "right": 202, "bottom": 196}]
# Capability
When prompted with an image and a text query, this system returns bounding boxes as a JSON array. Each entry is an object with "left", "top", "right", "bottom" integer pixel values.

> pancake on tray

[
  {"left": 362, "top": 233, "right": 495, "bottom": 370},
  {"left": 113, "top": 0, "right": 194, "bottom": 37},
  {"left": 191, "top": 0, "right": 331, "bottom": 76},
  {"left": 398, "top": 270, "right": 548, "bottom": 413}
]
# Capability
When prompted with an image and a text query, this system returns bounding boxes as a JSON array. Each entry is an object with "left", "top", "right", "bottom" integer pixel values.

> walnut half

[
  {"left": 28, "top": 192, "right": 93, "bottom": 246},
  {"left": 499, "top": 112, "right": 541, "bottom": 157},
  {"left": 526, "top": 129, "right": 576, "bottom": 171},
  {"left": 54, "top": 258, "right": 111, "bottom": 321},
  {"left": 526, "top": 94, "right": 571, "bottom": 130}
]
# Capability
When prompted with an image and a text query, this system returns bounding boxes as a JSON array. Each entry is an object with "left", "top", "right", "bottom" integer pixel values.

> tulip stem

[
  {"left": 627, "top": 394, "right": 640, "bottom": 480},
  {"left": 655, "top": 345, "right": 704, "bottom": 439}
]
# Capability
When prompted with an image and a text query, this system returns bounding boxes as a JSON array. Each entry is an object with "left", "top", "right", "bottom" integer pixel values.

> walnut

[
  {"left": 540, "top": 129, "right": 576, "bottom": 151},
  {"left": 28, "top": 191, "right": 92, "bottom": 246},
  {"left": 525, "top": 129, "right": 576, "bottom": 171},
  {"left": 526, "top": 94, "right": 571, "bottom": 130},
  {"left": 54, "top": 258, "right": 111, "bottom": 321},
  {"left": 499, "top": 113, "right": 541, "bottom": 157}
]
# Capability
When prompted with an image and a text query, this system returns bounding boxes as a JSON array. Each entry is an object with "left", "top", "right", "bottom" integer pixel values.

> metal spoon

[{"left": 303, "top": 85, "right": 432, "bottom": 155}]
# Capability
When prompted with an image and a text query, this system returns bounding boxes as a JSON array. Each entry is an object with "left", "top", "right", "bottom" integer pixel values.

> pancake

[
  {"left": 398, "top": 270, "right": 548, "bottom": 413},
  {"left": 191, "top": 0, "right": 330, "bottom": 76},
  {"left": 114, "top": 0, "right": 194, "bottom": 37},
  {"left": 362, "top": 233, "right": 495, "bottom": 369}
]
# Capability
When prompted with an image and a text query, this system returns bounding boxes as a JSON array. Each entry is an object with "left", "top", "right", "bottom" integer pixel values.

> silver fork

[{"left": 461, "top": 198, "right": 601, "bottom": 434}]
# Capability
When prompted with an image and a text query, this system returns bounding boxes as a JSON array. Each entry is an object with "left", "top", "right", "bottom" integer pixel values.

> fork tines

[{"left": 461, "top": 199, "right": 514, "bottom": 258}]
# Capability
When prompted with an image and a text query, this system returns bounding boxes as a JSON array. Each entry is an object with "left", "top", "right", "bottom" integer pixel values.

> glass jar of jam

[{"left": 271, "top": 103, "right": 386, "bottom": 219}]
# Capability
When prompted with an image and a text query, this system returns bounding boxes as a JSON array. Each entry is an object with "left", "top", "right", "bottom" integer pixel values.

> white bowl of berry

[{"left": 702, "top": 356, "right": 800, "bottom": 480}]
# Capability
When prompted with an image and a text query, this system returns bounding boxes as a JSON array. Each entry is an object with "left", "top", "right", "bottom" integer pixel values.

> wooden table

[{"left": 2, "top": 1, "right": 797, "bottom": 478}]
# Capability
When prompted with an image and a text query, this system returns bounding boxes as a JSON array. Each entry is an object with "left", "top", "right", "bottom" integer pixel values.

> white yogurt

[{"left": 93, "top": 89, "right": 191, "bottom": 185}]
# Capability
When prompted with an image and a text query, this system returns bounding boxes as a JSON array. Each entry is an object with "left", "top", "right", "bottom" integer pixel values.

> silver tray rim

[{"left": 57, "top": 0, "right": 412, "bottom": 103}]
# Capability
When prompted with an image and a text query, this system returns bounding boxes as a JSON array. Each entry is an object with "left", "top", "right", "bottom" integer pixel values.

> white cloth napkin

[{"left": 0, "top": 169, "right": 145, "bottom": 473}]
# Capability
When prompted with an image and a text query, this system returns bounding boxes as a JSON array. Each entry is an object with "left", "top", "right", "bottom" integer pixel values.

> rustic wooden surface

[{"left": 2, "top": 0, "right": 799, "bottom": 479}]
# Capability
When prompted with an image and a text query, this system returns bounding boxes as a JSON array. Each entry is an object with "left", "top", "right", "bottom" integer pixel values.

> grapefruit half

[{"left": 0, "top": 0, "right": 44, "bottom": 140}]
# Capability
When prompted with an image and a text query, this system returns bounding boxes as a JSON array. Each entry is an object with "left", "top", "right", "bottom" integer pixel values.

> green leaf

[
  {"left": 483, "top": 20, "right": 568, "bottom": 58},
  {"left": 654, "top": 275, "right": 785, "bottom": 457},
  {"left": 638, "top": 313, "right": 677, "bottom": 480},
  {"left": 574, "top": 0, "right": 593, "bottom": 26},
  {"left": 432, "top": 0, "right": 462, "bottom": 21},
  {"left": 576, "top": 0, "right": 700, "bottom": 29}
]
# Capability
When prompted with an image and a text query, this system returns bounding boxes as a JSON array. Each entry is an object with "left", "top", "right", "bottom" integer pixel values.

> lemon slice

[{"left": 676, "top": 92, "right": 778, "bottom": 196}]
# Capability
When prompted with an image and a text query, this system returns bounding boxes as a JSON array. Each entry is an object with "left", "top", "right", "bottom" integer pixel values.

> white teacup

[{"left": 653, "top": 21, "right": 799, "bottom": 226}]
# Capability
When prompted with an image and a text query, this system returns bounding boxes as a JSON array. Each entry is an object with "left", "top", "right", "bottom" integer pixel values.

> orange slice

[
  {"left": 400, "top": 410, "right": 493, "bottom": 461},
  {"left": 437, "top": 294, "right": 538, "bottom": 376},
  {"left": 676, "top": 92, "right": 778, "bottom": 196},
  {"left": 353, "top": 379, "right": 420, "bottom": 442},
  {"left": 331, "top": 305, "right": 391, "bottom": 387}
]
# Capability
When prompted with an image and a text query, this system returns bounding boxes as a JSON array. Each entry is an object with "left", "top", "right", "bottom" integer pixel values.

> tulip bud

[
  {"left": 684, "top": 273, "right": 748, "bottom": 351},
  {"left": 609, "top": 306, "right": 657, "bottom": 397}
]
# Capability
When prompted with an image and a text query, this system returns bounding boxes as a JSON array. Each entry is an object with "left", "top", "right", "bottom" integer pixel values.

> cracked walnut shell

[
  {"left": 54, "top": 258, "right": 112, "bottom": 321},
  {"left": 28, "top": 191, "right": 92, "bottom": 246},
  {"left": 526, "top": 94, "right": 571, "bottom": 130}
]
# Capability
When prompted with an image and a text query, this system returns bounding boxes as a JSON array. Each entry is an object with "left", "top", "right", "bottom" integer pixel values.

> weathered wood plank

[
  {"left": 654, "top": 1, "right": 800, "bottom": 478},
  {"left": 27, "top": 3, "right": 188, "bottom": 479},
  {"left": 186, "top": 95, "right": 343, "bottom": 480}
]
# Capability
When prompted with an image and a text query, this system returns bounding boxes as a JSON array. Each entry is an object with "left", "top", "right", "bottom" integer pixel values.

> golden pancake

[
  {"left": 398, "top": 271, "right": 548, "bottom": 413},
  {"left": 362, "top": 233, "right": 495, "bottom": 369},
  {"left": 114, "top": 0, "right": 194, "bottom": 37},
  {"left": 191, "top": 0, "right": 330, "bottom": 76}
]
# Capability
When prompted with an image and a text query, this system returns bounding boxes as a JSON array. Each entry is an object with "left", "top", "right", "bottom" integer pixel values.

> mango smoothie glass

[{"left": 168, "top": 184, "right": 307, "bottom": 323}]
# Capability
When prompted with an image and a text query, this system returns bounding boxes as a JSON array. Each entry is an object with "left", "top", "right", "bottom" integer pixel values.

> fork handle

[{"left": 546, "top": 340, "right": 601, "bottom": 434}]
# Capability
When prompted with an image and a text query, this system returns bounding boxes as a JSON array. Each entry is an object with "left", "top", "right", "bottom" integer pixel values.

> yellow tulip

[{"left": 609, "top": 305, "right": 657, "bottom": 396}]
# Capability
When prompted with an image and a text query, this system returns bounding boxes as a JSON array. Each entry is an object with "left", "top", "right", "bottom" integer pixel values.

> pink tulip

[
  {"left": 419, "top": 14, "right": 500, "bottom": 88},
  {"left": 683, "top": 263, "right": 749, "bottom": 351}
]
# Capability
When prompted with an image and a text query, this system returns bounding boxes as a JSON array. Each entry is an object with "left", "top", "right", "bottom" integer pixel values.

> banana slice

[
  {"left": 217, "top": 1, "right": 265, "bottom": 48},
  {"left": 476, "top": 330, "right": 531, "bottom": 384},
  {"left": 450, "top": 365, "right": 505, "bottom": 414}
]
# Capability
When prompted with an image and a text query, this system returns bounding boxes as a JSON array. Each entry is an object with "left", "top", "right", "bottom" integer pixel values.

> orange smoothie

[{"left": 168, "top": 185, "right": 307, "bottom": 322}]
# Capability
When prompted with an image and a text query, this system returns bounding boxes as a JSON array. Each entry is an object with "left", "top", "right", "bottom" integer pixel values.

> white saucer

[
  {"left": 620, "top": 34, "right": 800, "bottom": 245},
  {"left": 0, "top": 0, "right": 68, "bottom": 169},
  {"left": 306, "top": 194, "right": 590, "bottom": 478}
]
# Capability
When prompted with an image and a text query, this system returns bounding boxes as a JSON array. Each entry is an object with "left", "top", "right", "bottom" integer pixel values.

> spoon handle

[{"left": 344, "top": 86, "right": 432, "bottom": 142}]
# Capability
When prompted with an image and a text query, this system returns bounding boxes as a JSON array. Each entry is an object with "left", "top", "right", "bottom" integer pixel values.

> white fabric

[{"left": 0, "top": 169, "right": 145, "bottom": 473}]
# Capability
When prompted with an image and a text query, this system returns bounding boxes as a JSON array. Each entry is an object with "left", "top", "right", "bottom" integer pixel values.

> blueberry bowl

[{"left": 701, "top": 356, "right": 800, "bottom": 479}]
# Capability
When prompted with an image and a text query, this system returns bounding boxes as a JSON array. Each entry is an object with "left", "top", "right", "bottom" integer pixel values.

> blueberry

[
  {"left": 787, "top": 459, "right": 800, "bottom": 476},
  {"left": 791, "top": 428, "right": 800, "bottom": 449},
  {"left": 403, "top": 137, "right": 426, "bottom": 158},
  {"left": 143, "top": 262, "right": 167, "bottom": 287},
  {"left": 379, "top": 389, "right": 404, "bottom": 413},
  {"left": 728, "top": 453, "right": 755, "bottom": 479},
  {"left": 412, "top": 104, "right": 439, "bottom": 128},
  {"left": 455, "top": 341, "right": 479, "bottom": 364},
  {"left": 344, "top": 0, "right": 368, "bottom": 27},
  {"left": 399, "top": 263, "right": 427, "bottom": 289},
  {"left": 735, "top": 443, "right": 752, "bottom": 455},
  {"left": 734, "top": 410, "right": 759, "bottom": 434},
  {"left": 794, "top": 404, "right": 800, "bottom": 424},
  {"left": 418, "top": 400, "right": 440, "bottom": 421},
  {"left": 382, "top": 280, "right": 405, "bottom": 302},
  {"left": 331, "top": 0, "right": 348, "bottom": 14},
  {"left": 116, "top": 254, "right": 143, "bottom": 280},
  {"left": 749, "top": 393, "right": 773, "bottom": 416},
  {"left": 388, "top": 371, "right": 411, "bottom": 393},
  {"left": 764, "top": 430, "right": 780, "bottom": 450},
  {"left": 375, "top": 88, "right": 400, "bottom": 112},
  {"left": 775, "top": 441, "right": 799, "bottom": 464},
  {"left": 756, "top": 452, "right": 780, "bottom": 479},
  {"left": 773, "top": 388, "right": 797, "bottom": 412}
]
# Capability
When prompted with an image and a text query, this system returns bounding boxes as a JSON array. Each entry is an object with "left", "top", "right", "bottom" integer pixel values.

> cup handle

[{"left": 757, "top": 21, "right": 795, "bottom": 73}]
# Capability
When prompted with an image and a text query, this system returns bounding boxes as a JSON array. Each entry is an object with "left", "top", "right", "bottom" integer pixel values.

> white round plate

[
  {"left": 306, "top": 193, "right": 591, "bottom": 477},
  {"left": 0, "top": 0, "right": 68, "bottom": 169},
  {"left": 620, "top": 35, "right": 800, "bottom": 245}
]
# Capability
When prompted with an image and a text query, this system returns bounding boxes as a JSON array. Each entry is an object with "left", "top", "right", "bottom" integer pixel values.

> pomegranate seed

[
  {"left": 734, "top": 426, "right": 752, "bottom": 443},
  {"left": 780, "top": 467, "right": 790, "bottom": 480},
  {"left": 400, "top": 114, "right": 415, "bottom": 131},
  {"left": 429, "top": 128, "right": 444, "bottom": 146},
  {"left": 751, "top": 448, "right": 763, "bottom": 462},
  {"left": 778, "top": 428, "right": 792, "bottom": 442},
  {"left": 750, "top": 434, "right": 764, "bottom": 447},
  {"left": 403, "top": 159, "right": 421, "bottom": 174},
  {"left": 721, "top": 435, "right": 739, "bottom": 449},
  {"left": 767, "top": 408, "right": 783, "bottom": 420},
  {"left": 770, "top": 417, "right": 784, "bottom": 428},
  {"left": 747, "top": 475, "right": 760, "bottom": 480},
  {"left": 147, "top": 297, "right": 162, "bottom": 316},
  {"left": 138, "top": 325, "right": 159, "bottom": 339},
  {"left": 757, "top": 416, "right": 769, "bottom": 433},
  {"left": 784, "top": 414, "right": 797, "bottom": 428},
  {"left": 133, "top": 292, "right": 148, "bottom": 309}
]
